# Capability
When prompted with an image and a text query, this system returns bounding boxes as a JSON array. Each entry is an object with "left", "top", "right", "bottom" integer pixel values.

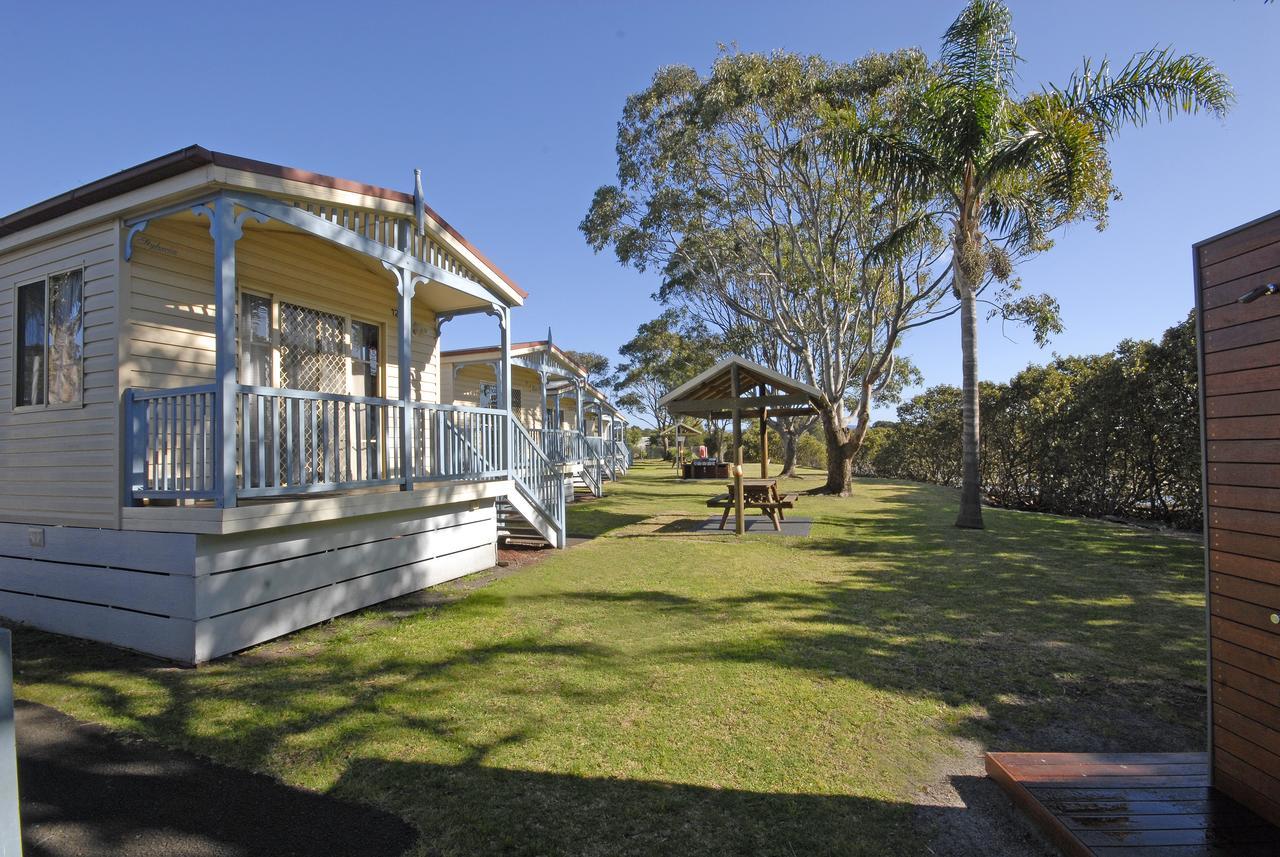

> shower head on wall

[{"left": 1237, "top": 283, "right": 1279, "bottom": 304}]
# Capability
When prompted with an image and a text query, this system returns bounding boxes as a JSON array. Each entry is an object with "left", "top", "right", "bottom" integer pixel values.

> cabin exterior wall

[
  {"left": 1194, "top": 208, "right": 1280, "bottom": 827},
  {"left": 0, "top": 222, "right": 120, "bottom": 529}
]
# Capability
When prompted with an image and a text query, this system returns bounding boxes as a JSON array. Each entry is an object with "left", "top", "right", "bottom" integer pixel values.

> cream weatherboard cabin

[
  {"left": 441, "top": 336, "right": 630, "bottom": 509},
  {"left": 0, "top": 146, "right": 590, "bottom": 664}
]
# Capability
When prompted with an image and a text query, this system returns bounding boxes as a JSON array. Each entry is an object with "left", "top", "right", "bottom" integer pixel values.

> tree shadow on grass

[
  {"left": 564, "top": 508, "right": 652, "bottom": 539},
  {"left": 539, "top": 478, "right": 1207, "bottom": 756},
  {"left": 13, "top": 625, "right": 1051, "bottom": 857},
  {"left": 326, "top": 758, "right": 1041, "bottom": 857}
]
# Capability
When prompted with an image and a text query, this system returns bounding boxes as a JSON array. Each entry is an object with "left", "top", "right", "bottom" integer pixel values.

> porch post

[
  {"left": 575, "top": 381, "right": 585, "bottom": 434},
  {"left": 397, "top": 271, "right": 415, "bottom": 491},
  {"left": 539, "top": 371, "right": 548, "bottom": 431},
  {"left": 211, "top": 197, "right": 241, "bottom": 509},
  {"left": 499, "top": 307, "right": 513, "bottom": 473}
]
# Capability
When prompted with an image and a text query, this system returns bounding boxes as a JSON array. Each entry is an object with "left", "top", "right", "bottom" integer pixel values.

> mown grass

[{"left": 12, "top": 462, "right": 1206, "bottom": 856}]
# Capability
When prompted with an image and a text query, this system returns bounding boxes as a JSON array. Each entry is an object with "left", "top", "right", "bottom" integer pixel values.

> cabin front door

[
  {"left": 279, "top": 302, "right": 346, "bottom": 483},
  {"left": 349, "top": 319, "right": 381, "bottom": 479}
]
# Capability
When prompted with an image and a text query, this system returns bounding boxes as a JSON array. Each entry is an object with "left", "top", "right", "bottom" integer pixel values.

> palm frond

[
  {"left": 934, "top": 1, "right": 1021, "bottom": 168},
  {"left": 940, "top": 0, "right": 1019, "bottom": 95},
  {"left": 1053, "top": 46, "right": 1234, "bottom": 138},
  {"left": 819, "top": 113, "right": 944, "bottom": 197}
]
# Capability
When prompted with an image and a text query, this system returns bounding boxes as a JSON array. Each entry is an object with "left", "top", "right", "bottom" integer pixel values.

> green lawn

[{"left": 12, "top": 462, "right": 1206, "bottom": 856}]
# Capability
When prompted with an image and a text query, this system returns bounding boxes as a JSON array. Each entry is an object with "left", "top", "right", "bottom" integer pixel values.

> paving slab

[
  {"left": 691, "top": 515, "right": 813, "bottom": 536},
  {"left": 16, "top": 700, "right": 416, "bottom": 857}
]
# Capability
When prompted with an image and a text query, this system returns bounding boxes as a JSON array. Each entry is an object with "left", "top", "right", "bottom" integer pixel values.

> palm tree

[{"left": 838, "top": 0, "right": 1233, "bottom": 528}]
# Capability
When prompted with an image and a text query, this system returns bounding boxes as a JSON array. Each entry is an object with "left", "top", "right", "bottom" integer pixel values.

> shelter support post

[
  {"left": 735, "top": 442, "right": 745, "bottom": 536},
  {"left": 731, "top": 363, "right": 744, "bottom": 535},
  {"left": 760, "top": 389, "right": 770, "bottom": 478}
]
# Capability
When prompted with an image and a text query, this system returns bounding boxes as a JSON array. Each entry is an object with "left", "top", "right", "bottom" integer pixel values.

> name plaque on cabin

[{"left": 133, "top": 235, "right": 178, "bottom": 257}]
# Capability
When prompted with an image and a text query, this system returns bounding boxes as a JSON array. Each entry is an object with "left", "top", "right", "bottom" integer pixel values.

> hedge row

[{"left": 858, "top": 315, "right": 1200, "bottom": 529}]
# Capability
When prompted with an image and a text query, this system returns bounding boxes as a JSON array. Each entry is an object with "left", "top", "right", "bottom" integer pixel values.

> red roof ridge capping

[
  {"left": 0, "top": 145, "right": 527, "bottom": 300},
  {"left": 442, "top": 341, "right": 593, "bottom": 379},
  {"left": 442, "top": 340, "right": 548, "bottom": 357}
]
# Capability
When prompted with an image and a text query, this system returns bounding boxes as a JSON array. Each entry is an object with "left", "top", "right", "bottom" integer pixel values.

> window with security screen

[
  {"left": 478, "top": 384, "right": 515, "bottom": 409},
  {"left": 279, "top": 302, "right": 346, "bottom": 394}
]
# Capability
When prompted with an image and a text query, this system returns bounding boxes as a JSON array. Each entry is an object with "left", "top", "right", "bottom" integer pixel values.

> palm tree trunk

[{"left": 955, "top": 269, "right": 985, "bottom": 529}]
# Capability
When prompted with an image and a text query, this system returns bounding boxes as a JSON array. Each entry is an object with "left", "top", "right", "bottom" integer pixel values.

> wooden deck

[{"left": 986, "top": 752, "right": 1280, "bottom": 856}]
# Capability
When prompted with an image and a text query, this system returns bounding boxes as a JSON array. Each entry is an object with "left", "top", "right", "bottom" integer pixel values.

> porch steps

[
  {"left": 496, "top": 499, "right": 546, "bottom": 545},
  {"left": 571, "top": 475, "right": 596, "bottom": 502}
]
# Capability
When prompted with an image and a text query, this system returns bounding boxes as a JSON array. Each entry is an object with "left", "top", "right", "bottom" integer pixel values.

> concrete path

[{"left": 16, "top": 700, "right": 416, "bottom": 857}]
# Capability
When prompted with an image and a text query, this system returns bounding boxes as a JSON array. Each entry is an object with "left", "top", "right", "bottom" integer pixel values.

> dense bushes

[{"left": 866, "top": 315, "right": 1200, "bottom": 529}]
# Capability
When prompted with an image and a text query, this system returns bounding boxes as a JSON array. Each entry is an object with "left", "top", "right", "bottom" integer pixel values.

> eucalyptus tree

[
  {"left": 564, "top": 350, "right": 616, "bottom": 391},
  {"left": 613, "top": 309, "right": 722, "bottom": 436},
  {"left": 582, "top": 50, "right": 957, "bottom": 495},
  {"left": 832, "top": 0, "right": 1232, "bottom": 526}
]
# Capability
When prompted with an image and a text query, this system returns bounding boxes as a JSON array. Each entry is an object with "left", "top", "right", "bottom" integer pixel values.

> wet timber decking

[{"left": 985, "top": 752, "right": 1280, "bottom": 856}]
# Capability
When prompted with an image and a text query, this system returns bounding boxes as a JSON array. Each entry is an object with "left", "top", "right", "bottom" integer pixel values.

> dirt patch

[{"left": 912, "top": 739, "right": 1057, "bottom": 857}]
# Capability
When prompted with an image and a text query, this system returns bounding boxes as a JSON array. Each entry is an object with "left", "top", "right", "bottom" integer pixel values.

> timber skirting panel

[{"left": 0, "top": 501, "right": 497, "bottom": 664}]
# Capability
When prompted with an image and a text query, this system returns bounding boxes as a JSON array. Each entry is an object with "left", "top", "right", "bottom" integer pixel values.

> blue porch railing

[{"left": 126, "top": 385, "right": 510, "bottom": 502}]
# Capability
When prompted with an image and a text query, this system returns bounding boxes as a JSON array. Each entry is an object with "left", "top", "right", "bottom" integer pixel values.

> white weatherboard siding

[
  {"left": 0, "top": 223, "right": 119, "bottom": 529},
  {"left": 0, "top": 502, "right": 496, "bottom": 664}
]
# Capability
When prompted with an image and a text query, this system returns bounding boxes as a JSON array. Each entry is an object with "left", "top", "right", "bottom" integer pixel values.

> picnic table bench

[{"left": 706, "top": 478, "right": 798, "bottom": 531}]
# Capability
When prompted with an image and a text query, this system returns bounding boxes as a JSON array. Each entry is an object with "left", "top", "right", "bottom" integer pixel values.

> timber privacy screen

[{"left": 1194, "top": 208, "right": 1280, "bottom": 827}]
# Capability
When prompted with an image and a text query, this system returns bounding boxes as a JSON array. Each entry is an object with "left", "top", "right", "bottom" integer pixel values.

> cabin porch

[{"left": 442, "top": 339, "right": 631, "bottom": 499}]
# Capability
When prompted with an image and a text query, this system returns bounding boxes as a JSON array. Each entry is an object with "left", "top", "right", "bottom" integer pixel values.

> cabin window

[
  {"left": 479, "top": 384, "right": 517, "bottom": 410},
  {"left": 14, "top": 268, "right": 83, "bottom": 408},
  {"left": 237, "top": 294, "right": 386, "bottom": 398},
  {"left": 238, "top": 293, "right": 273, "bottom": 387},
  {"left": 279, "top": 302, "right": 346, "bottom": 394},
  {"left": 350, "top": 320, "right": 381, "bottom": 398}
]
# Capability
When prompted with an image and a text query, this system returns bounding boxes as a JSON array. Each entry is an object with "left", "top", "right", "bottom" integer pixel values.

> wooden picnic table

[{"left": 705, "top": 478, "right": 798, "bottom": 531}]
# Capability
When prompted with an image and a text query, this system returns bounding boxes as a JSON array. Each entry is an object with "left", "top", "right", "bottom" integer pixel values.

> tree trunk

[
  {"left": 817, "top": 403, "right": 854, "bottom": 495},
  {"left": 778, "top": 424, "right": 799, "bottom": 479},
  {"left": 955, "top": 268, "right": 985, "bottom": 529}
]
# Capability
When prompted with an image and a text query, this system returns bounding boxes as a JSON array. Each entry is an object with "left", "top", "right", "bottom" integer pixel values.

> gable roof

[
  {"left": 659, "top": 356, "right": 822, "bottom": 418},
  {"left": 0, "top": 145, "right": 526, "bottom": 299}
]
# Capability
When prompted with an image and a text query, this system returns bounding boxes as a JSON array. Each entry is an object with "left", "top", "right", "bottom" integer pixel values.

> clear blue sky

[{"left": 5, "top": 1, "right": 1277, "bottom": 424}]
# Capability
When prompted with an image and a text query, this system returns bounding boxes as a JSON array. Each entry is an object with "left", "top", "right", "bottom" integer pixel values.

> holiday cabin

[
  {"left": 441, "top": 337, "right": 630, "bottom": 505},
  {"left": 0, "top": 146, "right": 567, "bottom": 664}
]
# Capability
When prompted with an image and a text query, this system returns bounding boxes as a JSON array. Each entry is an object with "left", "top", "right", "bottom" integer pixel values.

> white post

[
  {"left": 575, "top": 381, "right": 585, "bottom": 435},
  {"left": 211, "top": 198, "right": 240, "bottom": 509},
  {"left": 539, "top": 372, "right": 548, "bottom": 431},
  {"left": 0, "top": 628, "right": 20, "bottom": 856},
  {"left": 397, "top": 269, "right": 415, "bottom": 491},
  {"left": 499, "top": 308, "right": 512, "bottom": 473}
]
